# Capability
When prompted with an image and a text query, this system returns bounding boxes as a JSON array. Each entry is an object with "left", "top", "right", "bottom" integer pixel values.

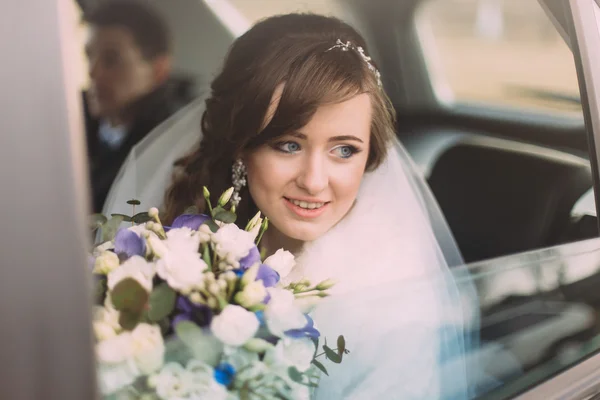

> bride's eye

[
  {"left": 273, "top": 141, "right": 301, "bottom": 154},
  {"left": 332, "top": 145, "right": 360, "bottom": 159}
]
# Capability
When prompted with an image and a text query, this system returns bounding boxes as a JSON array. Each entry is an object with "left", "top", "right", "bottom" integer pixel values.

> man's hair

[{"left": 84, "top": 0, "right": 171, "bottom": 60}]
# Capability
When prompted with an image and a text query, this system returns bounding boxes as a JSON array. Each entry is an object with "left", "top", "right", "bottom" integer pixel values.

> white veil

[
  {"left": 100, "top": 99, "right": 481, "bottom": 398},
  {"left": 101, "top": 97, "right": 206, "bottom": 217},
  {"left": 282, "top": 141, "right": 481, "bottom": 399}
]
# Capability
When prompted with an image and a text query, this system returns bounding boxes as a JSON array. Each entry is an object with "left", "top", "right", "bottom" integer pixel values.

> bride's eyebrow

[{"left": 288, "top": 131, "right": 364, "bottom": 143}]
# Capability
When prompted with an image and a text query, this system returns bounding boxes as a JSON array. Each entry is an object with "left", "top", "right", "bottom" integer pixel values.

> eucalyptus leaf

[
  {"left": 90, "top": 214, "right": 108, "bottom": 229},
  {"left": 111, "top": 278, "right": 149, "bottom": 313},
  {"left": 119, "top": 309, "right": 142, "bottom": 331},
  {"left": 174, "top": 320, "right": 223, "bottom": 365},
  {"left": 101, "top": 215, "right": 124, "bottom": 242},
  {"left": 211, "top": 206, "right": 225, "bottom": 218},
  {"left": 287, "top": 367, "right": 305, "bottom": 383},
  {"left": 147, "top": 283, "right": 177, "bottom": 322},
  {"left": 214, "top": 210, "right": 237, "bottom": 224},
  {"left": 287, "top": 367, "right": 317, "bottom": 388},
  {"left": 205, "top": 220, "right": 219, "bottom": 233},
  {"left": 337, "top": 335, "right": 346, "bottom": 357},
  {"left": 111, "top": 213, "right": 132, "bottom": 222},
  {"left": 94, "top": 275, "right": 107, "bottom": 305},
  {"left": 132, "top": 212, "right": 152, "bottom": 224},
  {"left": 127, "top": 199, "right": 141, "bottom": 206},
  {"left": 323, "top": 345, "right": 342, "bottom": 364},
  {"left": 311, "top": 359, "right": 328, "bottom": 376}
]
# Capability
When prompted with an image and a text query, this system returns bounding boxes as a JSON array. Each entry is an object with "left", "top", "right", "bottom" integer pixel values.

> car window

[
  {"left": 226, "top": 0, "right": 343, "bottom": 25},
  {"left": 416, "top": 0, "right": 583, "bottom": 118},
  {"left": 456, "top": 238, "right": 600, "bottom": 398}
]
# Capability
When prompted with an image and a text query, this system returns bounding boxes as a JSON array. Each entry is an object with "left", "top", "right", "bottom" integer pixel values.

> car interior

[{"left": 73, "top": 0, "right": 600, "bottom": 397}]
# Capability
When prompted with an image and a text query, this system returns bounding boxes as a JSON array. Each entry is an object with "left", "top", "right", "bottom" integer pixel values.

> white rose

[
  {"left": 210, "top": 305, "right": 259, "bottom": 346},
  {"left": 186, "top": 360, "right": 228, "bottom": 400},
  {"left": 151, "top": 363, "right": 190, "bottom": 400},
  {"left": 92, "top": 305, "right": 121, "bottom": 340},
  {"left": 266, "top": 337, "right": 316, "bottom": 373},
  {"left": 94, "top": 321, "right": 117, "bottom": 341},
  {"left": 107, "top": 255, "right": 155, "bottom": 292},
  {"left": 97, "top": 359, "right": 140, "bottom": 395},
  {"left": 93, "top": 251, "right": 120, "bottom": 275},
  {"left": 130, "top": 323, "right": 165, "bottom": 375},
  {"left": 96, "top": 331, "right": 136, "bottom": 365},
  {"left": 264, "top": 288, "right": 306, "bottom": 337},
  {"left": 148, "top": 227, "right": 201, "bottom": 259},
  {"left": 234, "top": 280, "right": 267, "bottom": 308},
  {"left": 156, "top": 250, "right": 207, "bottom": 293},
  {"left": 263, "top": 249, "right": 296, "bottom": 279},
  {"left": 93, "top": 241, "right": 114, "bottom": 256},
  {"left": 212, "top": 224, "right": 256, "bottom": 261}
]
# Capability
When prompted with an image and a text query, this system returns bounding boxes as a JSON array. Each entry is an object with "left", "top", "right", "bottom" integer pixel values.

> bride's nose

[{"left": 296, "top": 154, "right": 328, "bottom": 195}]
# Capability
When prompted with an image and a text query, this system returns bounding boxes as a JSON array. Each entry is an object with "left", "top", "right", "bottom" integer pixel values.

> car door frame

[{"left": 515, "top": 0, "right": 600, "bottom": 397}]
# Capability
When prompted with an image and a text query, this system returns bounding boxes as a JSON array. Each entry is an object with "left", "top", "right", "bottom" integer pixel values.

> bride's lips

[{"left": 283, "top": 197, "right": 330, "bottom": 218}]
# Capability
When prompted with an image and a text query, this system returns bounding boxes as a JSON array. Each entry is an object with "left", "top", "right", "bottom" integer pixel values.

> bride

[{"left": 106, "top": 13, "right": 481, "bottom": 399}]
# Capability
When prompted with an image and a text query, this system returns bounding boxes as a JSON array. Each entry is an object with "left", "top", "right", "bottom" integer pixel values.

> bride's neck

[{"left": 262, "top": 226, "right": 304, "bottom": 257}]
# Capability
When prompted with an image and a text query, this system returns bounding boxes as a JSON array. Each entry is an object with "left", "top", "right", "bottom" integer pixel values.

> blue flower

[
  {"left": 239, "top": 246, "right": 261, "bottom": 270},
  {"left": 171, "top": 213, "right": 211, "bottom": 231},
  {"left": 255, "top": 310, "right": 265, "bottom": 326},
  {"left": 214, "top": 363, "right": 235, "bottom": 386},
  {"left": 285, "top": 314, "right": 320, "bottom": 339},
  {"left": 172, "top": 296, "right": 213, "bottom": 328},
  {"left": 114, "top": 228, "right": 146, "bottom": 259},
  {"left": 256, "top": 264, "right": 280, "bottom": 288}
]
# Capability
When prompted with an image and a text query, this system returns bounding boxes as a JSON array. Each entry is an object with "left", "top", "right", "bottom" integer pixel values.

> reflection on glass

[{"left": 464, "top": 238, "right": 600, "bottom": 398}]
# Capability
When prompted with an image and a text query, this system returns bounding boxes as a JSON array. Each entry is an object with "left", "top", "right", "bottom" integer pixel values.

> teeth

[{"left": 290, "top": 199, "right": 325, "bottom": 209}]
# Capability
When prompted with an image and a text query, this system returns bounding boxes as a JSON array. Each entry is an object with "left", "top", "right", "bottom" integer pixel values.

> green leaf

[
  {"left": 119, "top": 309, "right": 142, "bottom": 331},
  {"left": 89, "top": 214, "right": 108, "bottom": 229},
  {"left": 214, "top": 209, "right": 237, "bottom": 224},
  {"left": 111, "top": 278, "right": 149, "bottom": 313},
  {"left": 127, "top": 199, "right": 141, "bottom": 206},
  {"left": 111, "top": 213, "right": 132, "bottom": 222},
  {"left": 288, "top": 367, "right": 318, "bottom": 388},
  {"left": 132, "top": 212, "right": 152, "bottom": 224},
  {"left": 311, "top": 337, "right": 320, "bottom": 358},
  {"left": 311, "top": 359, "right": 329, "bottom": 376},
  {"left": 287, "top": 366, "right": 304, "bottom": 383},
  {"left": 147, "top": 283, "right": 177, "bottom": 322},
  {"left": 205, "top": 220, "right": 220, "bottom": 233},
  {"left": 94, "top": 275, "right": 107, "bottom": 305},
  {"left": 323, "top": 345, "right": 342, "bottom": 364},
  {"left": 174, "top": 320, "right": 209, "bottom": 350},
  {"left": 337, "top": 335, "right": 346, "bottom": 357},
  {"left": 101, "top": 215, "right": 124, "bottom": 242}
]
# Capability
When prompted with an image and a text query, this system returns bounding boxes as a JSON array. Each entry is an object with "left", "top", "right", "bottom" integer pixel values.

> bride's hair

[{"left": 163, "top": 13, "right": 396, "bottom": 225}]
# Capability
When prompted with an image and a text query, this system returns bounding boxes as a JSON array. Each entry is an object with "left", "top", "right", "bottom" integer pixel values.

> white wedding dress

[{"left": 103, "top": 100, "right": 480, "bottom": 399}]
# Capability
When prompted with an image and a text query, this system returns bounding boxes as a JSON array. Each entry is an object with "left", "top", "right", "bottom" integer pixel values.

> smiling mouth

[{"left": 284, "top": 198, "right": 329, "bottom": 210}]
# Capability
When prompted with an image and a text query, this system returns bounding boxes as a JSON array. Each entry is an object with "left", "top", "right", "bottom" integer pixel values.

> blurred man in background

[{"left": 83, "top": 0, "right": 195, "bottom": 213}]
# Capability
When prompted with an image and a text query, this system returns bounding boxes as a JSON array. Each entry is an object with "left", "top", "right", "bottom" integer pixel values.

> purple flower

[
  {"left": 256, "top": 264, "right": 280, "bottom": 288},
  {"left": 239, "top": 246, "right": 260, "bottom": 270},
  {"left": 285, "top": 315, "right": 320, "bottom": 339},
  {"left": 172, "top": 296, "right": 213, "bottom": 328},
  {"left": 171, "top": 214, "right": 210, "bottom": 231},
  {"left": 114, "top": 228, "right": 146, "bottom": 259}
]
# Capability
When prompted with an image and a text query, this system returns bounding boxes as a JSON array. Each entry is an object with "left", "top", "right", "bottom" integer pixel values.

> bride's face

[{"left": 245, "top": 93, "right": 372, "bottom": 242}]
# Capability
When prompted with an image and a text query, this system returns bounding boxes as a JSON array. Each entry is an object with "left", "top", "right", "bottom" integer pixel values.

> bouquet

[{"left": 89, "top": 187, "right": 348, "bottom": 399}]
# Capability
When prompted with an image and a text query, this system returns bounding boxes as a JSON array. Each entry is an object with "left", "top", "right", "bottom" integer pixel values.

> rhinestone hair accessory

[
  {"left": 231, "top": 158, "right": 247, "bottom": 207},
  {"left": 325, "top": 39, "right": 382, "bottom": 88}
]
